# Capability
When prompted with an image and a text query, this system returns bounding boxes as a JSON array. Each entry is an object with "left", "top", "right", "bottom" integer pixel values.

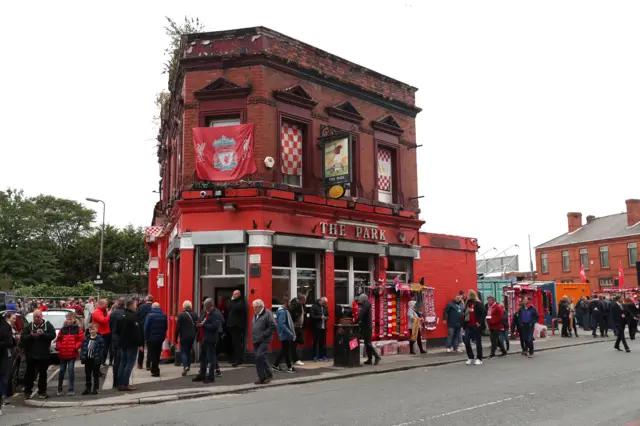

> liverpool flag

[
  {"left": 192, "top": 124, "right": 257, "bottom": 181},
  {"left": 618, "top": 261, "right": 625, "bottom": 287},
  {"left": 580, "top": 264, "right": 586, "bottom": 283}
]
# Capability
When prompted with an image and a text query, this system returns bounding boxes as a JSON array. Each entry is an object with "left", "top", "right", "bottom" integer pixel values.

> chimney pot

[
  {"left": 567, "top": 212, "right": 582, "bottom": 233},
  {"left": 626, "top": 199, "right": 640, "bottom": 227},
  {"left": 586, "top": 215, "right": 596, "bottom": 224}
]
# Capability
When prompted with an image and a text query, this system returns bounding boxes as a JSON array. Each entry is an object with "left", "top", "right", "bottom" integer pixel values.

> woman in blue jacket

[{"left": 273, "top": 297, "right": 296, "bottom": 373}]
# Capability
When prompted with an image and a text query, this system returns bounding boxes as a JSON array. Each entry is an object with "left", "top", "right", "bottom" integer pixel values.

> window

[
  {"left": 629, "top": 243, "right": 638, "bottom": 267},
  {"left": 281, "top": 121, "right": 303, "bottom": 187},
  {"left": 386, "top": 257, "right": 412, "bottom": 284},
  {"left": 599, "top": 246, "right": 610, "bottom": 269},
  {"left": 580, "top": 248, "right": 589, "bottom": 270},
  {"left": 562, "top": 250, "right": 570, "bottom": 272},
  {"left": 541, "top": 253, "right": 549, "bottom": 274},
  {"left": 199, "top": 246, "right": 246, "bottom": 277},
  {"left": 334, "top": 254, "right": 374, "bottom": 305},
  {"left": 599, "top": 277, "right": 613, "bottom": 287},
  {"left": 377, "top": 147, "right": 393, "bottom": 203},
  {"left": 207, "top": 117, "right": 241, "bottom": 127},
  {"left": 272, "top": 250, "right": 320, "bottom": 310}
]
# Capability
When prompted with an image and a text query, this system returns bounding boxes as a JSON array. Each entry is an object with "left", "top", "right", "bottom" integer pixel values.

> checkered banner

[
  {"left": 281, "top": 122, "right": 302, "bottom": 176},
  {"left": 377, "top": 148, "right": 392, "bottom": 191}
]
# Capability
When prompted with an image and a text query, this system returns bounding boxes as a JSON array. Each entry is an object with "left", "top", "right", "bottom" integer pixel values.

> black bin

[{"left": 333, "top": 324, "right": 361, "bottom": 367}]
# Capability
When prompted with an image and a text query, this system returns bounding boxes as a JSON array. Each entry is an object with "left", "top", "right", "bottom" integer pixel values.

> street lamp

[{"left": 86, "top": 198, "right": 105, "bottom": 277}]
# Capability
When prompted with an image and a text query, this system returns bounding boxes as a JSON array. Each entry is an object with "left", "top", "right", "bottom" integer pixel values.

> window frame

[
  {"left": 540, "top": 253, "right": 549, "bottom": 274},
  {"left": 628, "top": 242, "right": 638, "bottom": 267},
  {"left": 599, "top": 277, "right": 613, "bottom": 287},
  {"left": 271, "top": 250, "right": 321, "bottom": 312},
  {"left": 561, "top": 250, "right": 570, "bottom": 272},
  {"left": 374, "top": 138, "right": 403, "bottom": 205},
  {"left": 599, "top": 246, "right": 610, "bottom": 269},
  {"left": 334, "top": 255, "right": 374, "bottom": 306},
  {"left": 206, "top": 116, "right": 242, "bottom": 127},
  {"left": 199, "top": 246, "right": 246, "bottom": 278},
  {"left": 580, "top": 248, "right": 589, "bottom": 270},
  {"left": 277, "top": 110, "right": 313, "bottom": 190}
]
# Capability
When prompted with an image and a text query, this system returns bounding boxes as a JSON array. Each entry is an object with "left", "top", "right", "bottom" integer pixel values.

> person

[
  {"left": 568, "top": 296, "right": 579, "bottom": 337},
  {"left": 21, "top": 309, "right": 56, "bottom": 399},
  {"left": 92, "top": 299, "right": 112, "bottom": 366},
  {"left": 115, "top": 300, "right": 143, "bottom": 391},
  {"left": 175, "top": 300, "right": 198, "bottom": 376},
  {"left": 462, "top": 290, "right": 485, "bottom": 365},
  {"left": 408, "top": 301, "right": 426, "bottom": 355},
  {"left": 226, "top": 290, "right": 246, "bottom": 367},
  {"left": 289, "top": 294, "right": 306, "bottom": 366},
  {"left": 499, "top": 303, "right": 510, "bottom": 352},
  {"left": 624, "top": 297, "right": 638, "bottom": 340},
  {"left": 589, "top": 296, "right": 605, "bottom": 337},
  {"left": 443, "top": 294, "right": 464, "bottom": 353},
  {"left": 84, "top": 297, "right": 96, "bottom": 331},
  {"left": 486, "top": 296, "right": 507, "bottom": 358},
  {"left": 144, "top": 302, "right": 168, "bottom": 377},
  {"left": 612, "top": 295, "right": 631, "bottom": 353},
  {"left": 357, "top": 294, "right": 381, "bottom": 365},
  {"left": 136, "top": 295, "right": 154, "bottom": 370},
  {"left": 575, "top": 296, "right": 588, "bottom": 329},
  {"left": 558, "top": 296, "right": 571, "bottom": 338},
  {"left": 310, "top": 297, "right": 329, "bottom": 362},
  {"left": 602, "top": 295, "right": 612, "bottom": 337},
  {"left": 0, "top": 312, "right": 16, "bottom": 412},
  {"left": 109, "top": 297, "right": 127, "bottom": 387},
  {"left": 55, "top": 312, "right": 84, "bottom": 396},
  {"left": 80, "top": 323, "right": 105, "bottom": 395},
  {"left": 193, "top": 298, "right": 223, "bottom": 383},
  {"left": 6, "top": 300, "right": 16, "bottom": 311},
  {"left": 273, "top": 297, "right": 296, "bottom": 373},
  {"left": 251, "top": 299, "right": 276, "bottom": 385},
  {"left": 512, "top": 298, "right": 526, "bottom": 355},
  {"left": 519, "top": 296, "right": 540, "bottom": 358}
]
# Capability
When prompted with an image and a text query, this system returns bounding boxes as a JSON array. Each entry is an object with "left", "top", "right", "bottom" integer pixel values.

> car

[
  {"left": 25, "top": 308, "right": 75, "bottom": 362},
  {"left": 0, "top": 310, "right": 27, "bottom": 396}
]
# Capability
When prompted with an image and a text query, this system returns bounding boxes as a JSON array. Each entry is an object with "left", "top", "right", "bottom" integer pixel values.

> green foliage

[
  {"left": 0, "top": 189, "right": 148, "bottom": 294},
  {"left": 163, "top": 16, "right": 205, "bottom": 87},
  {"left": 14, "top": 282, "right": 116, "bottom": 299}
]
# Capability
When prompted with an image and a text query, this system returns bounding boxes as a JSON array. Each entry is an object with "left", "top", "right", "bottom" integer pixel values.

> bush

[{"left": 14, "top": 282, "right": 116, "bottom": 299}]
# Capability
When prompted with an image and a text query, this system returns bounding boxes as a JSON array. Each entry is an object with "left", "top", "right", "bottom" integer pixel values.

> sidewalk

[{"left": 23, "top": 333, "right": 615, "bottom": 408}]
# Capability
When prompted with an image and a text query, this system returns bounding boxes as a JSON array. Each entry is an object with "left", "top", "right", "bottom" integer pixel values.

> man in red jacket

[
  {"left": 486, "top": 296, "right": 508, "bottom": 358},
  {"left": 92, "top": 299, "right": 111, "bottom": 366}
]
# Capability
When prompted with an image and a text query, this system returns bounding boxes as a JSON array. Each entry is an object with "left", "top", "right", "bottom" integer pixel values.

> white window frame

[
  {"left": 282, "top": 174, "right": 302, "bottom": 187},
  {"left": 599, "top": 277, "right": 613, "bottom": 287},
  {"left": 272, "top": 251, "right": 321, "bottom": 311},
  {"left": 334, "top": 255, "right": 374, "bottom": 306},
  {"left": 199, "top": 246, "right": 246, "bottom": 278},
  {"left": 377, "top": 148, "right": 393, "bottom": 204},
  {"left": 562, "top": 250, "right": 570, "bottom": 272},
  {"left": 385, "top": 257, "right": 412, "bottom": 285},
  {"left": 281, "top": 120, "right": 303, "bottom": 188},
  {"left": 628, "top": 242, "right": 638, "bottom": 267},
  {"left": 207, "top": 117, "right": 241, "bottom": 127},
  {"left": 600, "top": 246, "right": 610, "bottom": 269},
  {"left": 541, "top": 253, "right": 549, "bottom": 274},
  {"left": 580, "top": 248, "right": 588, "bottom": 270}
]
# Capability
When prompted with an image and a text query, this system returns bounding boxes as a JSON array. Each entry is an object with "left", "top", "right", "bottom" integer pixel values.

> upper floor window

[
  {"left": 562, "top": 250, "right": 570, "bottom": 272},
  {"left": 377, "top": 147, "right": 394, "bottom": 203},
  {"left": 599, "top": 277, "right": 613, "bottom": 287},
  {"left": 281, "top": 121, "right": 303, "bottom": 187},
  {"left": 207, "top": 116, "right": 241, "bottom": 127},
  {"left": 580, "top": 248, "right": 589, "bottom": 270},
  {"left": 600, "top": 246, "right": 610, "bottom": 269},
  {"left": 629, "top": 242, "right": 638, "bottom": 267},
  {"left": 540, "top": 253, "right": 549, "bottom": 274}
]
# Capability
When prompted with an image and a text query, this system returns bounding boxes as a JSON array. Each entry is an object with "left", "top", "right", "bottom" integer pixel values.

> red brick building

[
  {"left": 146, "top": 27, "right": 478, "bottom": 358},
  {"left": 535, "top": 199, "right": 640, "bottom": 292}
]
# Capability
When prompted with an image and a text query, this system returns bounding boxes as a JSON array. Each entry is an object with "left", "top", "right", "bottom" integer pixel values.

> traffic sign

[{"left": 94, "top": 279, "right": 103, "bottom": 285}]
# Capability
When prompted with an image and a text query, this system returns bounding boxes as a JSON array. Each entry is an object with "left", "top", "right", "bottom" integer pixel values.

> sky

[{"left": 1, "top": 0, "right": 639, "bottom": 269}]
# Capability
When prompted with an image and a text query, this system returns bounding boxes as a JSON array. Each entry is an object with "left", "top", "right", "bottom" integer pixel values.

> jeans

[
  {"left": 180, "top": 337, "right": 195, "bottom": 370},
  {"left": 499, "top": 329, "right": 510, "bottom": 351},
  {"left": 274, "top": 340, "right": 293, "bottom": 368},
  {"left": 117, "top": 347, "right": 138, "bottom": 387},
  {"left": 521, "top": 323, "right": 535, "bottom": 355},
  {"left": 253, "top": 341, "right": 272, "bottom": 382},
  {"left": 0, "top": 356, "right": 12, "bottom": 398},
  {"left": 100, "top": 333, "right": 112, "bottom": 364},
  {"left": 463, "top": 326, "right": 483, "bottom": 360},
  {"left": 561, "top": 316, "right": 570, "bottom": 337},
  {"left": 137, "top": 344, "right": 148, "bottom": 369},
  {"left": 313, "top": 328, "right": 327, "bottom": 358},
  {"left": 58, "top": 359, "right": 76, "bottom": 391},
  {"left": 199, "top": 342, "right": 217, "bottom": 378},
  {"left": 446, "top": 326, "right": 461, "bottom": 349},
  {"left": 489, "top": 329, "right": 507, "bottom": 356}
]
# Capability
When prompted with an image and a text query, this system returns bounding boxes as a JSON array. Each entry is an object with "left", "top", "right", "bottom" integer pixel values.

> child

[
  {"left": 55, "top": 312, "right": 84, "bottom": 396},
  {"left": 80, "top": 323, "right": 105, "bottom": 395}
]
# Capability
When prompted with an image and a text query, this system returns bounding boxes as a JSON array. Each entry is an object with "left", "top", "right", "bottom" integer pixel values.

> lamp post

[{"left": 86, "top": 198, "right": 106, "bottom": 278}]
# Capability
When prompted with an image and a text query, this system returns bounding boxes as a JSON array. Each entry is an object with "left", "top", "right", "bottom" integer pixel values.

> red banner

[{"left": 192, "top": 124, "right": 257, "bottom": 181}]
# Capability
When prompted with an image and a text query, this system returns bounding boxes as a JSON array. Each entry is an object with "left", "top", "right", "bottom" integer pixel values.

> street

[{"left": 4, "top": 339, "right": 640, "bottom": 426}]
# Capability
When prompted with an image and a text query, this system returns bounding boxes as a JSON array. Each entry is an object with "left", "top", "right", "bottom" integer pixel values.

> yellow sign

[
  {"left": 410, "top": 283, "right": 424, "bottom": 292},
  {"left": 328, "top": 184, "right": 345, "bottom": 199}
]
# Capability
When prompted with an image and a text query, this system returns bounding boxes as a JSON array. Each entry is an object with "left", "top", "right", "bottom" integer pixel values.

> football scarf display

[
  {"left": 387, "top": 292, "right": 397, "bottom": 337},
  {"left": 423, "top": 287, "right": 437, "bottom": 330},
  {"left": 369, "top": 286, "right": 377, "bottom": 340}
]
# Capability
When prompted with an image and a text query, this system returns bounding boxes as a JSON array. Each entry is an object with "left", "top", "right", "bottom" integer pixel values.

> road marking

[
  {"left": 31, "top": 366, "right": 59, "bottom": 398},
  {"left": 575, "top": 367, "right": 640, "bottom": 384},
  {"left": 391, "top": 394, "right": 528, "bottom": 425},
  {"left": 101, "top": 366, "right": 112, "bottom": 389}
]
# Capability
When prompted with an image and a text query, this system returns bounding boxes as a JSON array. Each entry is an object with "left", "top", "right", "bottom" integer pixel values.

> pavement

[
  {"left": 1, "top": 331, "right": 637, "bottom": 426},
  {"left": 14, "top": 331, "right": 615, "bottom": 409}
]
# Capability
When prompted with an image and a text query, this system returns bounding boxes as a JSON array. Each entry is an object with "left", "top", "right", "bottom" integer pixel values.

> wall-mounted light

[
  {"left": 252, "top": 220, "right": 258, "bottom": 229},
  {"left": 214, "top": 189, "right": 224, "bottom": 197},
  {"left": 392, "top": 205, "right": 401, "bottom": 216},
  {"left": 266, "top": 220, "right": 272, "bottom": 229},
  {"left": 410, "top": 236, "right": 416, "bottom": 244},
  {"left": 223, "top": 203, "right": 237, "bottom": 212},
  {"left": 312, "top": 224, "right": 318, "bottom": 233}
]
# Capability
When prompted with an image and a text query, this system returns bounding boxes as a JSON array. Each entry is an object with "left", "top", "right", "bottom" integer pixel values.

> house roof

[{"left": 536, "top": 213, "right": 640, "bottom": 249}]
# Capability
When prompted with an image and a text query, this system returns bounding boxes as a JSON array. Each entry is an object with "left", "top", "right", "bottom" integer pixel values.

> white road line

[
  {"left": 391, "top": 394, "right": 528, "bottom": 426},
  {"left": 31, "top": 367, "right": 59, "bottom": 398},
  {"left": 575, "top": 367, "right": 640, "bottom": 384},
  {"left": 101, "top": 366, "right": 112, "bottom": 389}
]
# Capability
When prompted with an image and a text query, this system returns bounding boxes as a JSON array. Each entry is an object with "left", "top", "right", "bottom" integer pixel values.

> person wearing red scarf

[{"left": 486, "top": 296, "right": 507, "bottom": 358}]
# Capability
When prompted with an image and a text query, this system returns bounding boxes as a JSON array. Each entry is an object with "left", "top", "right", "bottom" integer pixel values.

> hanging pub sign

[
  {"left": 328, "top": 184, "right": 345, "bottom": 199},
  {"left": 321, "top": 133, "right": 352, "bottom": 186}
]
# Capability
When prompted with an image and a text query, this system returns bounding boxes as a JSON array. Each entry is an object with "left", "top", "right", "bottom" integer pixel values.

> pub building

[{"left": 145, "top": 27, "right": 478, "bottom": 360}]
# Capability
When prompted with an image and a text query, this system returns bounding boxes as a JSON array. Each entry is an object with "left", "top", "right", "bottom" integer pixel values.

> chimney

[
  {"left": 626, "top": 199, "right": 640, "bottom": 227},
  {"left": 586, "top": 215, "right": 596, "bottom": 224},
  {"left": 567, "top": 212, "right": 582, "bottom": 233}
]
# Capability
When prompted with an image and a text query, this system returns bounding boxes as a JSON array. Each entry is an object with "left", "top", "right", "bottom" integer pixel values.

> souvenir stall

[
  {"left": 503, "top": 282, "right": 550, "bottom": 338},
  {"left": 600, "top": 288, "right": 640, "bottom": 303}
]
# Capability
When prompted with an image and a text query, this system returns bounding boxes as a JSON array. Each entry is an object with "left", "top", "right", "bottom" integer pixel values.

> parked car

[
  {"left": 0, "top": 310, "right": 27, "bottom": 396},
  {"left": 25, "top": 308, "right": 75, "bottom": 362}
]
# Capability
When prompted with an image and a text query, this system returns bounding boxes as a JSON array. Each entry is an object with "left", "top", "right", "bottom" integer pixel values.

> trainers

[
  {"left": 287, "top": 367, "right": 296, "bottom": 373},
  {"left": 295, "top": 360, "right": 304, "bottom": 366},
  {"left": 313, "top": 357, "right": 318, "bottom": 362},
  {"left": 465, "top": 359, "right": 474, "bottom": 365},
  {"left": 38, "top": 393, "right": 49, "bottom": 400},
  {"left": 57, "top": 388, "right": 63, "bottom": 396},
  {"left": 458, "top": 348, "right": 465, "bottom": 353},
  {"left": 91, "top": 390, "right": 99, "bottom": 395},
  {"left": 67, "top": 390, "right": 75, "bottom": 396},
  {"left": 215, "top": 369, "right": 222, "bottom": 377},
  {"left": 474, "top": 359, "right": 483, "bottom": 365},
  {"left": 82, "top": 389, "right": 91, "bottom": 395},
  {"left": 322, "top": 357, "right": 329, "bottom": 362},
  {"left": 272, "top": 365, "right": 282, "bottom": 372},
  {"left": 446, "top": 348, "right": 452, "bottom": 353}
]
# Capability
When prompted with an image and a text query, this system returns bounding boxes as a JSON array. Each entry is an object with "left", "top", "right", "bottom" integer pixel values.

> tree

[{"left": 163, "top": 16, "right": 205, "bottom": 86}]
